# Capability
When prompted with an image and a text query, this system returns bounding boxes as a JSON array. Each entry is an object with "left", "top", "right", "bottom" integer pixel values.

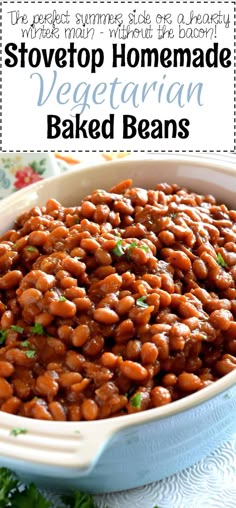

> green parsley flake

[
  {"left": 10, "top": 325, "right": 24, "bottom": 334},
  {"left": 130, "top": 392, "right": 142, "bottom": 409},
  {"left": 59, "top": 296, "right": 67, "bottom": 302},
  {"left": 25, "top": 350, "right": 36, "bottom": 359},
  {"left": 74, "top": 217, "right": 80, "bottom": 224},
  {"left": 112, "top": 239, "right": 125, "bottom": 257},
  {"left": 21, "top": 340, "right": 30, "bottom": 348},
  {"left": 126, "top": 241, "right": 137, "bottom": 260},
  {"left": 129, "top": 241, "right": 137, "bottom": 249},
  {"left": 10, "top": 428, "right": 28, "bottom": 437},
  {"left": 136, "top": 296, "right": 148, "bottom": 308},
  {"left": 31, "top": 323, "right": 45, "bottom": 335},
  {"left": 140, "top": 244, "right": 149, "bottom": 252},
  {"left": 26, "top": 246, "right": 37, "bottom": 252},
  {"left": 217, "top": 252, "right": 228, "bottom": 268},
  {"left": 0, "top": 329, "right": 7, "bottom": 345}
]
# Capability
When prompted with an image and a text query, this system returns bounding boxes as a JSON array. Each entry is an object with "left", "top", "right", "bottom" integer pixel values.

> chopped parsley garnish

[
  {"left": 21, "top": 340, "right": 30, "bottom": 348},
  {"left": 10, "top": 325, "right": 24, "bottom": 334},
  {"left": 130, "top": 392, "right": 142, "bottom": 409},
  {"left": 126, "top": 241, "right": 137, "bottom": 260},
  {"left": 31, "top": 323, "right": 45, "bottom": 335},
  {"left": 62, "top": 491, "right": 100, "bottom": 508},
  {"left": 25, "top": 350, "right": 36, "bottom": 359},
  {"left": 217, "top": 252, "right": 228, "bottom": 268},
  {"left": 140, "top": 244, "right": 149, "bottom": 252},
  {"left": 199, "top": 334, "right": 208, "bottom": 341},
  {"left": 129, "top": 241, "right": 137, "bottom": 249},
  {"left": 59, "top": 295, "right": 67, "bottom": 302},
  {"left": 0, "top": 329, "right": 7, "bottom": 345},
  {"left": 10, "top": 428, "right": 28, "bottom": 437},
  {"left": 170, "top": 212, "right": 178, "bottom": 219},
  {"left": 112, "top": 239, "right": 125, "bottom": 257},
  {"left": 0, "top": 467, "right": 100, "bottom": 507},
  {"left": 26, "top": 246, "right": 37, "bottom": 252},
  {"left": 74, "top": 217, "right": 80, "bottom": 224},
  {"left": 136, "top": 296, "right": 148, "bottom": 308}
]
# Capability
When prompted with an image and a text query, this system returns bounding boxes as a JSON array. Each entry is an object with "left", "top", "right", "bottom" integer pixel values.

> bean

[
  {"left": 127, "top": 390, "right": 150, "bottom": 414},
  {"left": 169, "top": 251, "right": 191, "bottom": 271},
  {"left": 156, "top": 289, "right": 172, "bottom": 308},
  {"left": 141, "top": 343, "right": 158, "bottom": 364},
  {"left": 35, "top": 375, "right": 59, "bottom": 400},
  {"left": 100, "top": 352, "right": 118, "bottom": 369},
  {"left": 1, "top": 310, "right": 14, "bottom": 328},
  {"left": 72, "top": 324, "right": 90, "bottom": 347},
  {"left": 1, "top": 396, "right": 21, "bottom": 414},
  {"left": 192, "top": 259, "right": 208, "bottom": 279},
  {"left": 31, "top": 402, "right": 53, "bottom": 421},
  {"left": 67, "top": 405, "right": 81, "bottom": 421},
  {"left": 170, "top": 322, "right": 190, "bottom": 338},
  {"left": 60, "top": 276, "right": 77, "bottom": 289},
  {"left": 109, "top": 179, "right": 132, "bottom": 193},
  {"left": 49, "top": 299, "right": 76, "bottom": 318},
  {"left": 151, "top": 386, "right": 171, "bottom": 407},
  {"left": 5, "top": 348, "right": 35, "bottom": 366},
  {"left": 81, "top": 399, "right": 99, "bottom": 420},
  {"left": 95, "top": 249, "right": 112, "bottom": 266},
  {"left": 215, "top": 354, "right": 236, "bottom": 376},
  {"left": 61, "top": 257, "right": 86, "bottom": 278},
  {"left": 59, "top": 372, "right": 82, "bottom": 388},
  {"left": 0, "top": 361, "right": 14, "bottom": 377},
  {"left": 152, "top": 334, "right": 169, "bottom": 360},
  {"left": 178, "top": 372, "right": 202, "bottom": 391},
  {"left": 80, "top": 238, "right": 100, "bottom": 251},
  {"left": 99, "top": 273, "right": 122, "bottom": 294},
  {"left": 18, "top": 288, "right": 42, "bottom": 307},
  {"left": 0, "top": 377, "right": 13, "bottom": 399},
  {"left": 0, "top": 270, "right": 23, "bottom": 289},
  {"left": 125, "top": 340, "right": 142, "bottom": 361},
  {"left": 83, "top": 336, "right": 104, "bottom": 356},
  {"left": 162, "top": 373, "right": 177, "bottom": 387},
  {"left": 65, "top": 351, "right": 85, "bottom": 371},
  {"left": 120, "top": 360, "right": 148, "bottom": 381},
  {"left": 71, "top": 378, "right": 91, "bottom": 393},
  {"left": 46, "top": 198, "right": 61, "bottom": 212},
  {"left": 209, "top": 309, "right": 233, "bottom": 331},
  {"left": 115, "top": 296, "right": 135, "bottom": 314},
  {"left": 28, "top": 230, "right": 48, "bottom": 246},
  {"left": 94, "top": 307, "right": 119, "bottom": 324},
  {"left": 48, "top": 401, "right": 66, "bottom": 421},
  {"left": 158, "top": 230, "right": 175, "bottom": 246},
  {"left": 35, "top": 312, "right": 54, "bottom": 327},
  {"left": 178, "top": 301, "right": 201, "bottom": 319},
  {"left": 35, "top": 273, "right": 55, "bottom": 292},
  {"left": 73, "top": 297, "right": 92, "bottom": 312},
  {"left": 81, "top": 201, "right": 96, "bottom": 218}
]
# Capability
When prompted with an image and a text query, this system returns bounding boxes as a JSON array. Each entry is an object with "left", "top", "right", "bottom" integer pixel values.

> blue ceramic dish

[{"left": 0, "top": 156, "right": 235, "bottom": 493}]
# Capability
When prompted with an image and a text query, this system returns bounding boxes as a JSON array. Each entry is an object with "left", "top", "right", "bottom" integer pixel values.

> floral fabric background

[{"left": 0, "top": 153, "right": 129, "bottom": 199}]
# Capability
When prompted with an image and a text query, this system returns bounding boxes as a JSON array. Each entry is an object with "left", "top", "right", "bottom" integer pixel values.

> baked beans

[{"left": 0, "top": 179, "right": 235, "bottom": 421}]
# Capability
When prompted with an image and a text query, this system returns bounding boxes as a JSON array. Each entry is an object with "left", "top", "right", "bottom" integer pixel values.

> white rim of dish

[{"left": 0, "top": 155, "right": 235, "bottom": 471}]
